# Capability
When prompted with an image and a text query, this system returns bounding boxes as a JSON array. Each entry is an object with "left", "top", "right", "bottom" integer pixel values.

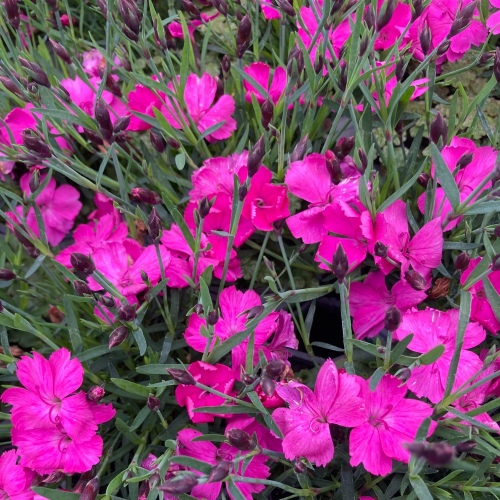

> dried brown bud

[{"left": 427, "top": 277, "right": 451, "bottom": 300}]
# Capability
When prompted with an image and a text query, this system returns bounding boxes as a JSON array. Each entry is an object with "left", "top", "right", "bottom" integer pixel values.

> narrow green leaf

[
  {"left": 63, "top": 295, "right": 82, "bottom": 351},
  {"left": 409, "top": 476, "right": 433, "bottom": 500},
  {"left": 111, "top": 378, "right": 150, "bottom": 397},
  {"left": 192, "top": 405, "right": 261, "bottom": 414},
  {"left": 369, "top": 367, "right": 386, "bottom": 391},
  {"left": 419, "top": 344, "right": 445, "bottom": 365},
  {"left": 431, "top": 143, "right": 460, "bottom": 209},
  {"left": 390, "top": 334, "right": 414, "bottom": 365},
  {"left": 483, "top": 276, "right": 500, "bottom": 323}
]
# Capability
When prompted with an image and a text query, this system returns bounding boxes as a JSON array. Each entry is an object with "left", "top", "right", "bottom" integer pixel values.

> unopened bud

[
  {"left": 166, "top": 137, "right": 180, "bottom": 150},
  {"left": 132, "top": 187, "right": 162, "bottom": 205},
  {"left": 114, "top": 115, "right": 130, "bottom": 134},
  {"left": 419, "top": 21, "right": 431, "bottom": 56},
  {"left": 159, "top": 475, "right": 199, "bottom": 495},
  {"left": 242, "top": 374, "right": 255, "bottom": 385},
  {"left": 95, "top": 99, "right": 113, "bottom": 142},
  {"left": 264, "top": 359, "right": 287, "bottom": 379},
  {"left": 226, "top": 428, "right": 256, "bottom": 450},
  {"left": 149, "top": 130, "right": 166, "bottom": 153},
  {"left": 19, "top": 58, "right": 50, "bottom": 87},
  {"left": 207, "top": 460, "right": 232, "bottom": 483},
  {"left": 0, "top": 269, "right": 16, "bottom": 281},
  {"left": 290, "top": 135, "right": 308, "bottom": 163},
  {"left": 109, "top": 325, "right": 129, "bottom": 348},
  {"left": 49, "top": 39, "right": 72, "bottom": 64},
  {"left": 260, "top": 377, "right": 276, "bottom": 396},
  {"left": 261, "top": 99, "right": 274, "bottom": 130},
  {"left": 338, "top": 62, "right": 348, "bottom": 92},
  {"left": 364, "top": 5, "right": 375, "bottom": 30},
  {"left": 492, "top": 254, "right": 500, "bottom": 271},
  {"left": 397, "top": 367, "right": 411, "bottom": 382},
  {"left": 376, "top": 0, "right": 395, "bottom": 32},
  {"left": 213, "top": 0, "right": 228, "bottom": 16},
  {"left": 148, "top": 207, "right": 162, "bottom": 240},
  {"left": 332, "top": 244, "right": 349, "bottom": 283},
  {"left": 222, "top": 55, "right": 231, "bottom": 77},
  {"left": 430, "top": 112, "right": 448, "bottom": 146},
  {"left": 405, "top": 270, "right": 427, "bottom": 291},
  {"left": 85, "top": 129, "right": 104, "bottom": 147},
  {"left": 29, "top": 171, "right": 40, "bottom": 193},
  {"left": 457, "top": 152, "right": 474, "bottom": 170},
  {"left": 167, "top": 368, "right": 196, "bottom": 385},
  {"left": 334, "top": 136, "right": 355, "bottom": 159},
  {"left": 494, "top": 225, "right": 500, "bottom": 238},
  {"left": 21, "top": 128, "right": 51, "bottom": 158},
  {"left": 436, "top": 40, "right": 451, "bottom": 57},
  {"left": 70, "top": 253, "right": 95, "bottom": 275},
  {"left": 80, "top": 477, "right": 99, "bottom": 500},
  {"left": 182, "top": 0, "right": 201, "bottom": 17},
  {"left": 418, "top": 172, "right": 430, "bottom": 188},
  {"left": 325, "top": 151, "right": 342, "bottom": 184},
  {"left": 276, "top": 0, "right": 295, "bottom": 16},
  {"left": 207, "top": 310, "right": 219, "bottom": 326},
  {"left": 43, "top": 471, "right": 65, "bottom": 484},
  {"left": 199, "top": 197, "right": 210, "bottom": 219},
  {"left": 293, "top": 459, "right": 307, "bottom": 474},
  {"left": 117, "top": 303, "right": 136, "bottom": 321},
  {"left": 4, "top": 0, "right": 20, "bottom": 30},
  {"left": 412, "top": 0, "right": 423, "bottom": 21},
  {"left": 407, "top": 442, "right": 455, "bottom": 467},
  {"left": 246, "top": 305, "right": 264, "bottom": 320},
  {"left": 358, "top": 148, "right": 368, "bottom": 173},
  {"left": 193, "top": 303, "right": 204, "bottom": 315},
  {"left": 384, "top": 306, "right": 401, "bottom": 332},
  {"left": 98, "top": 294, "right": 115, "bottom": 309},
  {"left": 147, "top": 395, "right": 161, "bottom": 411},
  {"left": 478, "top": 52, "right": 494, "bottom": 68},
  {"left": 455, "top": 252, "right": 470, "bottom": 272},
  {"left": 238, "top": 184, "right": 248, "bottom": 201},
  {"left": 248, "top": 135, "right": 265, "bottom": 177},
  {"left": 87, "top": 385, "right": 105, "bottom": 403},
  {"left": 237, "top": 14, "right": 252, "bottom": 44},
  {"left": 74, "top": 280, "right": 92, "bottom": 296},
  {"left": 374, "top": 241, "right": 388, "bottom": 258},
  {"left": 456, "top": 440, "right": 477, "bottom": 453},
  {"left": 314, "top": 53, "right": 324, "bottom": 74}
]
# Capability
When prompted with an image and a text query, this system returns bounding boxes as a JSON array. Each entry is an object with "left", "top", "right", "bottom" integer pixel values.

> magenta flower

[
  {"left": 56, "top": 214, "right": 130, "bottom": 267},
  {"left": 418, "top": 138, "right": 497, "bottom": 230},
  {"left": 394, "top": 308, "right": 485, "bottom": 403},
  {"left": 350, "top": 375, "right": 436, "bottom": 477},
  {"left": 285, "top": 154, "right": 361, "bottom": 243},
  {"left": 184, "top": 286, "right": 278, "bottom": 374},
  {"left": 129, "top": 73, "right": 236, "bottom": 142},
  {"left": 0, "top": 450, "right": 38, "bottom": 500},
  {"left": 273, "top": 359, "right": 365, "bottom": 466},
  {"left": 15, "top": 172, "right": 82, "bottom": 246},
  {"left": 88, "top": 193, "right": 122, "bottom": 227},
  {"left": 87, "top": 242, "right": 171, "bottom": 297},
  {"left": 175, "top": 361, "right": 236, "bottom": 423},
  {"left": 349, "top": 271, "right": 427, "bottom": 339},
  {"left": 177, "top": 428, "right": 270, "bottom": 500},
  {"left": 243, "top": 62, "right": 287, "bottom": 105},
  {"left": 255, "top": 0, "right": 280, "bottom": 19},
  {"left": 487, "top": 0, "right": 500, "bottom": 34},
  {"left": 460, "top": 257, "right": 500, "bottom": 334},
  {"left": 242, "top": 166, "right": 290, "bottom": 231},
  {"left": 374, "top": 0, "right": 411, "bottom": 50}
]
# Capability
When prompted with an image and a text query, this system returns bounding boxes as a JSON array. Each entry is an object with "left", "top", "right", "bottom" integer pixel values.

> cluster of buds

[
  {"left": 236, "top": 14, "right": 251, "bottom": 59},
  {"left": 448, "top": 1, "right": 477, "bottom": 39},
  {"left": 118, "top": 0, "right": 141, "bottom": 42}
]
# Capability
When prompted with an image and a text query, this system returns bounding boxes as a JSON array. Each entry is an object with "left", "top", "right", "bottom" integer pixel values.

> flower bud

[
  {"left": 455, "top": 252, "right": 470, "bottom": 272},
  {"left": 238, "top": 184, "right": 248, "bottom": 202},
  {"left": 132, "top": 187, "right": 162, "bottom": 205},
  {"left": 261, "top": 378, "right": 276, "bottom": 396},
  {"left": 456, "top": 440, "right": 477, "bottom": 453},
  {"left": 276, "top": 0, "right": 295, "bottom": 16},
  {"left": 158, "top": 475, "right": 198, "bottom": 495},
  {"left": 182, "top": 0, "right": 201, "bottom": 17},
  {"left": 358, "top": 148, "right": 368, "bottom": 173},
  {"left": 98, "top": 294, "right": 116, "bottom": 308},
  {"left": 49, "top": 39, "right": 72, "bottom": 64},
  {"left": 87, "top": 385, "right": 105, "bottom": 403},
  {"left": 332, "top": 243, "right": 349, "bottom": 283},
  {"left": 207, "top": 310, "right": 219, "bottom": 326},
  {"left": 237, "top": 14, "right": 252, "bottom": 45},
  {"left": 418, "top": 442, "right": 456, "bottom": 467},
  {"left": 492, "top": 254, "right": 500, "bottom": 271},
  {"left": 314, "top": 53, "right": 324, "bottom": 74},
  {"left": 374, "top": 241, "right": 388, "bottom": 258},
  {"left": 419, "top": 21, "right": 431, "bottom": 56},
  {"left": 199, "top": 197, "right": 210, "bottom": 219},
  {"left": 147, "top": 395, "right": 161, "bottom": 411},
  {"left": 384, "top": 306, "right": 401, "bottom": 332},
  {"left": 376, "top": 0, "right": 395, "bottom": 32},
  {"left": 85, "top": 128, "right": 104, "bottom": 147},
  {"left": 338, "top": 62, "right": 348, "bottom": 92},
  {"left": 70, "top": 253, "right": 95, "bottom": 275},
  {"left": 0, "top": 300, "right": 3, "bottom": 313},
  {"left": 74, "top": 280, "right": 92, "bottom": 296},
  {"left": 290, "top": 135, "right": 308, "bottom": 163},
  {"left": 109, "top": 325, "right": 129, "bottom": 348},
  {"left": 117, "top": 304, "right": 136, "bottom": 322},
  {"left": 0, "top": 269, "right": 16, "bottom": 281},
  {"left": 261, "top": 99, "right": 274, "bottom": 130},
  {"left": 395, "top": 57, "right": 405, "bottom": 82},
  {"left": 167, "top": 368, "right": 196, "bottom": 385},
  {"left": 456, "top": 152, "right": 474, "bottom": 170},
  {"left": 166, "top": 137, "right": 181, "bottom": 150},
  {"left": 248, "top": 135, "right": 265, "bottom": 177},
  {"left": 264, "top": 359, "right": 287, "bottom": 380},
  {"left": 397, "top": 367, "right": 411, "bottom": 382},
  {"left": 436, "top": 40, "right": 451, "bottom": 57},
  {"left": 418, "top": 172, "right": 430, "bottom": 188},
  {"left": 430, "top": 112, "right": 448, "bottom": 146},
  {"left": 405, "top": 270, "right": 427, "bottom": 291},
  {"left": 293, "top": 459, "right": 307, "bottom": 474},
  {"left": 325, "top": 150, "right": 343, "bottom": 184},
  {"left": 226, "top": 428, "right": 256, "bottom": 450},
  {"left": 149, "top": 130, "right": 166, "bottom": 153},
  {"left": 21, "top": 128, "right": 51, "bottom": 158},
  {"left": 242, "top": 374, "right": 255, "bottom": 385},
  {"left": 412, "top": 0, "right": 423, "bottom": 21},
  {"left": 193, "top": 303, "right": 204, "bottom": 315},
  {"left": 364, "top": 5, "right": 375, "bottom": 30},
  {"left": 207, "top": 460, "right": 232, "bottom": 483},
  {"left": 148, "top": 207, "right": 162, "bottom": 241},
  {"left": 495, "top": 225, "right": 500, "bottom": 238},
  {"left": 334, "top": 136, "right": 355, "bottom": 160},
  {"left": 213, "top": 0, "right": 228, "bottom": 16},
  {"left": 246, "top": 305, "right": 264, "bottom": 320},
  {"left": 222, "top": 55, "right": 231, "bottom": 77},
  {"left": 19, "top": 58, "right": 51, "bottom": 88},
  {"left": 479, "top": 52, "right": 494, "bottom": 68},
  {"left": 95, "top": 99, "right": 113, "bottom": 142},
  {"left": 114, "top": 115, "right": 130, "bottom": 134},
  {"left": 29, "top": 170, "right": 40, "bottom": 193},
  {"left": 80, "top": 477, "right": 99, "bottom": 500},
  {"left": 4, "top": 0, "right": 20, "bottom": 30}
]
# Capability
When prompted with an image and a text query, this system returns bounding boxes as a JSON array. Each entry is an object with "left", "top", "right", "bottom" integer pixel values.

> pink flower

[
  {"left": 418, "top": 138, "right": 497, "bottom": 230},
  {"left": 56, "top": 214, "right": 130, "bottom": 267},
  {"left": 175, "top": 361, "right": 236, "bottom": 423},
  {"left": 141, "top": 453, "right": 158, "bottom": 471},
  {"left": 177, "top": 428, "right": 270, "bottom": 500},
  {"left": 487, "top": 0, "right": 500, "bottom": 34},
  {"left": 374, "top": 0, "right": 411, "bottom": 50},
  {"left": 350, "top": 375, "right": 436, "bottom": 477},
  {"left": 255, "top": 0, "right": 280, "bottom": 19},
  {"left": 349, "top": 271, "right": 427, "bottom": 339},
  {"left": 285, "top": 154, "right": 361, "bottom": 243},
  {"left": 82, "top": 49, "right": 121, "bottom": 77},
  {"left": 87, "top": 242, "right": 171, "bottom": 297},
  {"left": 167, "top": 13, "right": 219, "bottom": 40},
  {"left": 243, "top": 62, "right": 287, "bottom": 105},
  {"left": 129, "top": 73, "right": 236, "bottom": 142},
  {"left": 242, "top": 167, "right": 290, "bottom": 231},
  {"left": 0, "top": 450, "right": 38, "bottom": 499},
  {"left": 88, "top": 193, "right": 122, "bottom": 227},
  {"left": 273, "top": 359, "right": 365, "bottom": 466},
  {"left": 394, "top": 308, "right": 485, "bottom": 403},
  {"left": 184, "top": 286, "right": 278, "bottom": 374},
  {"left": 16, "top": 172, "right": 82, "bottom": 246},
  {"left": 460, "top": 257, "right": 500, "bottom": 334}
]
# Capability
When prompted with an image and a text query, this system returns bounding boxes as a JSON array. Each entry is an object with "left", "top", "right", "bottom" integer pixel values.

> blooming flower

[
  {"left": 0, "top": 450, "right": 38, "bottom": 500},
  {"left": 394, "top": 308, "right": 485, "bottom": 403},
  {"left": 177, "top": 428, "right": 270, "bottom": 500},
  {"left": 374, "top": 0, "right": 411, "bottom": 50},
  {"left": 460, "top": 257, "right": 500, "bottom": 334},
  {"left": 243, "top": 62, "right": 287, "bottom": 105},
  {"left": 273, "top": 359, "right": 365, "bottom": 466},
  {"left": 242, "top": 166, "right": 290, "bottom": 231},
  {"left": 184, "top": 286, "right": 278, "bottom": 374},
  {"left": 175, "top": 361, "right": 236, "bottom": 423},
  {"left": 349, "top": 271, "right": 427, "bottom": 339},
  {"left": 88, "top": 193, "right": 122, "bottom": 226},
  {"left": 350, "top": 375, "right": 436, "bottom": 477},
  {"left": 487, "top": 0, "right": 500, "bottom": 34},
  {"left": 285, "top": 153, "right": 361, "bottom": 243}
]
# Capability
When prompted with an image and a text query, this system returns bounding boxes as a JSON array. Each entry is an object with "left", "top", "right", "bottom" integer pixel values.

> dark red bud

[
  {"left": 207, "top": 310, "right": 219, "bottom": 326},
  {"left": 19, "top": 58, "right": 50, "bottom": 87},
  {"left": 430, "top": 112, "right": 448, "bottom": 146},
  {"left": 492, "top": 254, "right": 500, "bottom": 271},
  {"left": 70, "top": 253, "right": 95, "bottom": 275},
  {"left": 117, "top": 304, "right": 136, "bottom": 322},
  {"left": 455, "top": 252, "right": 471, "bottom": 272},
  {"left": 275, "top": 0, "right": 295, "bottom": 16},
  {"left": 199, "top": 197, "right": 210, "bottom": 218},
  {"left": 74, "top": 280, "right": 92, "bottom": 296},
  {"left": 207, "top": 460, "right": 232, "bottom": 482},
  {"left": 457, "top": 152, "right": 474, "bottom": 170},
  {"left": 397, "top": 367, "right": 411, "bottom": 382},
  {"left": 114, "top": 115, "right": 131, "bottom": 134},
  {"left": 334, "top": 136, "right": 355, "bottom": 159},
  {"left": 242, "top": 374, "right": 256, "bottom": 385},
  {"left": 456, "top": 440, "right": 477, "bottom": 453},
  {"left": 21, "top": 128, "right": 51, "bottom": 158},
  {"left": 98, "top": 294, "right": 116, "bottom": 309},
  {"left": 148, "top": 207, "right": 162, "bottom": 241},
  {"left": 406, "top": 442, "right": 456, "bottom": 467},
  {"left": 358, "top": 148, "right": 368, "bottom": 173},
  {"left": 290, "top": 135, "right": 308, "bottom": 163},
  {"left": 193, "top": 303, "right": 204, "bottom": 315},
  {"left": 167, "top": 368, "right": 196, "bottom": 385},
  {"left": 260, "top": 377, "right": 276, "bottom": 396},
  {"left": 49, "top": 39, "right": 72, "bottom": 64},
  {"left": 405, "top": 270, "right": 427, "bottom": 291},
  {"left": 43, "top": 471, "right": 65, "bottom": 484},
  {"left": 374, "top": 241, "right": 388, "bottom": 258},
  {"left": 109, "top": 325, "right": 129, "bottom": 348},
  {"left": 376, "top": 0, "right": 395, "bottom": 32},
  {"left": 132, "top": 187, "right": 162, "bottom": 205},
  {"left": 418, "top": 172, "right": 430, "bottom": 188},
  {"left": 182, "top": 0, "right": 201, "bottom": 17},
  {"left": 264, "top": 359, "right": 287, "bottom": 380},
  {"left": 412, "top": 0, "right": 423, "bottom": 21},
  {"left": 246, "top": 305, "right": 264, "bottom": 320},
  {"left": 222, "top": 55, "right": 231, "bottom": 76},
  {"left": 147, "top": 395, "right": 161, "bottom": 411},
  {"left": 293, "top": 459, "right": 307, "bottom": 474},
  {"left": 226, "top": 428, "right": 256, "bottom": 450},
  {"left": 159, "top": 475, "right": 198, "bottom": 495},
  {"left": 248, "top": 135, "right": 265, "bottom": 177},
  {"left": 332, "top": 243, "right": 349, "bottom": 283},
  {"left": 364, "top": 5, "right": 375, "bottom": 30},
  {"left": 261, "top": 99, "right": 274, "bottom": 130},
  {"left": 0, "top": 269, "right": 16, "bottom": 280},
  {"left": 494, "top": 225, "right": 500, "bottom": 238},
  {"left": 79, "top": 477, "right": 99, "bottom": 500},
  {"left": 4, "top": 0, "right": 20, "bottom": 30},
  {"left": 166, "top": 137, "right": 181, "bottom": 150},
  {"left": 325, "top": 150, "right": 343, "bottom": 184},
  {"left": 95, "top": 98, "right": 113, "bottom": 141},
  {"left": 150, "top": 130, "right": 166, "bottom": 153},
  {"left": 237, "top": 14, "right": 252, "bottom": 44},
  {"left": 238, "top": 184, "right": 248, "bottom": 202},
  {"left": 384, "top": 306, "right": 401, "bottom": 332},
  {"left": 87, "top": 385, "right": 105, "bottom": 403},
  {"left": 478, "top": 52, "right": 494, "bottom": 68},
  {"left": 419, "top": 21, "right": 431, "bottom": 56}
]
